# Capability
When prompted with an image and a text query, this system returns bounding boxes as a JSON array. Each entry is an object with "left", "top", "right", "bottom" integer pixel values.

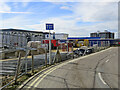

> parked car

[
  {"left": 86, "top": 48, "right": 93, "bottom": 54},
  {"left": 73, "top": 48, "right": 85, "bottom": 56}
]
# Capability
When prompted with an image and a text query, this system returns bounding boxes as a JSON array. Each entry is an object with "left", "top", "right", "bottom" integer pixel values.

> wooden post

[
  {"left": 32, "top": 53, "right": 34, "bottom": 74},
  {"left": 53, "top": 47, "right": 62, "bottom": 63},
  {"left": 58, "top": 47, "right": 62, "bottom": 62},
  {"left": 45, "top": 48, "right": 47, "bottom": 67},
  {"left": 15, "top": 52, "right": 21, "bottom": 84}
]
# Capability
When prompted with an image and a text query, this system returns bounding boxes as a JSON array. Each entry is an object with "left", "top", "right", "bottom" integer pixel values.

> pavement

[{"left": 19, "top": 47, "right": 119, "bottom": 89}]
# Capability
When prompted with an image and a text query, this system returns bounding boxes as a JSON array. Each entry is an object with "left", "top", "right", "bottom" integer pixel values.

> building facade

[
  {"left": 90, "top": 30, "right": 114, "bottom": 39},
  {"left": 44, "top": 32, "right": 69, "bottom": 40},
  {"left": 0, "top": 29, "right": 44, "bottom": 48}
]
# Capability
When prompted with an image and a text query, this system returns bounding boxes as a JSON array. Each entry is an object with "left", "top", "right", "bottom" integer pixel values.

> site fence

[{"left": 0, "top": 34, "right": 111, "bottom": 89}]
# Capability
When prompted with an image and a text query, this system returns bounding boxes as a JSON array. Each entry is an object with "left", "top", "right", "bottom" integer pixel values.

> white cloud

[
  {"left": 0, "top": 16, "right": 32, "bottom": 29},
  {"left": 0, "top": 2, "right": 11, "bottom": 12},
  {"left": 25, "top": 2, "right": 118, "bottom": 38},
  {"left": 25, "top": 16, "right": 117, "bottom": 37},
  {"left": 0, "top": 2, "right": 31, "bottom": 13},
  {"left": 26, "top": 17, "right": 76, "bottom": 32},
  {"left": 60, "top": 6, "right": 70, "bottom": 10},
  {"left": 0, "top": 1, "right": 118, "bottom": 38},
  {"left": 1, "top": 0, "right": 119, "bottom": 2},
  {"left": 0, "top": 11, "right": 31, "bottom": 13},
  {"left": 71, "top": 2, "right": 118, "bottom": 22}
]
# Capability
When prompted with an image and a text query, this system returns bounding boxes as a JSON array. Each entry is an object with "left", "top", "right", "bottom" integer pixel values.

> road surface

[{"left": 21, "top": 47, "right": 119, "bottom": 89}]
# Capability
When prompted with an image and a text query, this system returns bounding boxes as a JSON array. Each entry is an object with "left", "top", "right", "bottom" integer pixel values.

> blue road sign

[{"left": 46, "top": 24, "right": 54, "bottom": 30}]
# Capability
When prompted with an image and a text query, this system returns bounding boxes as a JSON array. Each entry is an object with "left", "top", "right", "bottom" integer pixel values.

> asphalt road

[{"left": 22, "top": 47, "right": 119, "bottom": 89}]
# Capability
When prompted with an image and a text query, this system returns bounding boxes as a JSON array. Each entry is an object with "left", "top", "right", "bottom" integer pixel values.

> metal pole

[
  {"left": 93, "top": 41, "right": 94, "bottom": 47},
  {"left": 106, "top": 41, "right": 108, "bottom": 48},
  {"left": 49, "top": 30, "right": 51, "bottom": 65},
  {"left": 97, "top": 41, "right": 99, "bottom": 51},
  {"left": 56, "top": 47, "right": 59, "bottom": 62},
  {"left": 17, "top": 32, "right": 18, "bottom": 48},
  {"left": 2, "top": 32, "right": 4, "bottom": 49},
  {"left": 67, "top": 40, "right": 69, "bottom": 53},
  {"left": 89, "top": 41, "right": 91, "bottom": 47},
  {"left": 108, "top": 41, "right": 110, "bottom": 47},
  {"left": 25, "top": 50, "right": 28, "bottom": 74},
  {"left": 106, "top": 41, "right": 107, "bottom": 48},
  {"left": 45, "top": 47, "right": 47, "bottom": 67},
  {"left": 103, "top": 41, "right": 105, "bottom": 49},
  {"left": 32, "top": 53, "right": 34, "bottom": 74},
  {"left": 15, "top": 52, "right": 21, "bottom": 84},
  {"left": 72, "top": 45, "right": 74, "bottom": 59}
]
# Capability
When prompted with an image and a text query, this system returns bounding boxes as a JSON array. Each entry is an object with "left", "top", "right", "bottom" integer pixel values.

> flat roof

[
  {"left": 68, "top": 37, "right": 101, "bottom": 40},
  {"left": 43, "top": 33, "right": 68, "bottom": 35},
  {"left": 91, "top": 32, "right": 114, "bottom": 34},
  {"left": 0, "top": 29, "right": 43, "bottom": 33}
]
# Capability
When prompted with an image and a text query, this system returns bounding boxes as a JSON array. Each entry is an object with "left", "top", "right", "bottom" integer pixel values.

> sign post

[{"left": 46, "top": 23, "right": 54, "bottom": 65}]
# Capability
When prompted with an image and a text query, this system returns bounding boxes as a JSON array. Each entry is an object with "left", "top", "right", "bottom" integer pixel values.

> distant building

[
  {"left": 67, "top": 37, "right": 101, "bottom": 40},
  {"left": 90, "top": 30, "right": 114, "bottom": 39},
  {"left": 44, "top": 32, "right": 69, "bottom": 40},
  {"left": 0, "top": 29, "right": 44, "bottom": 48}
]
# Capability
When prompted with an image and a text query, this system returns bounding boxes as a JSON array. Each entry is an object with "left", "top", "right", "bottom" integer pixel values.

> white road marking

[
  {"left": 98, "top": 73, "right": 107, "bottom": 85},
  {"left": 20, "top": 47, "right": 112, "bottom": 88},
  {"left": 106, "top": 59, "right": 109, "bottom": 63},
  {"left": 33, "top": 48, "right": 112, "bottom": 88}
]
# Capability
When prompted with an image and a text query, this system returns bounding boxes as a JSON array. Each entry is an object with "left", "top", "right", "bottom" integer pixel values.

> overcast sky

[{"left": 0, "top": 0, "right": 118, "bottom": 38}]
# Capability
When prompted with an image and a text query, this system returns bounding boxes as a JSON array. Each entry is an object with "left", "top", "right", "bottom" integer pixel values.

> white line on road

[
  {"left": 106, "top": 59, "right": 109, "bottom": 63},
  {"left": 33, "top": 48, "right": 112, "bottom": 88},
  {"left": 98, "top": 73, "right": 107, "bottom": 85},
  {"left": 19, "top": 47, "right": 112, "bottom": 89}
]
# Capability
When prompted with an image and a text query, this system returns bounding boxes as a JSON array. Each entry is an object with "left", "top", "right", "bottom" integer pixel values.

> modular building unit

[{"left": 90, "top": 30, "right": 114, "bottom": 39}]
